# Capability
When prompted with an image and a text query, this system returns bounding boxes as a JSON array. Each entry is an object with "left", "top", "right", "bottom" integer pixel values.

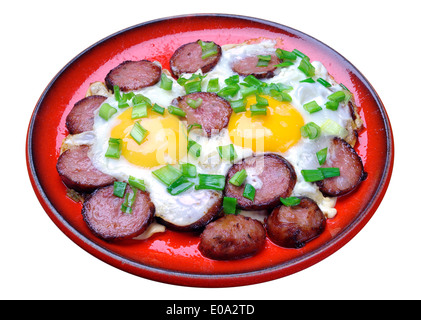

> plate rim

[{"left": 26, "top": 13, "right": 394, "bottom": 287}]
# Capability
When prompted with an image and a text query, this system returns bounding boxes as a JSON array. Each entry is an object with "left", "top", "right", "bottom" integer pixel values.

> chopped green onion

[
  {"left": 121, "top": 188, "right": 137, "bottom": 214},
  {"left": 113, "top": 85, "right": 122, "bottom": 101},
  {"left": 187, "top": 98, "right": 203, "bottom": 109},
  {"left": 275, "top": 48, "right": 297, "bottom": 61},
  {"left": 340, "top": 83, "right": 350, "bottom": 91},
  {"left": 152, "top": 164, "right": 182, "bottom": 186},
  {"left": 230, "top": 97, "right": 247, "bottom": 113},
  {"left": 317, "top": 78, "right": 332, "bottom": 88},
  {"left": 243, "top": 75, "right": 264, "bottom": 87},
  {"left": 256, "top": 54, "right": 272, "bottom": 67},
  {"left": 325, "top": 100, "right": 339, "bottom": 111},
  {"left": 217, "top": 144, "right": 237, "bottom": 162},
  {"left": 188, "top": 139, "right": 201, "bottom": 157},
  {"left": 123, "top": 92, "right": 134, "bottom": 101},
  {"left": 229, "top": 169, "right": 247, "bottom": 186},
  {"left": 160, "top": 72, "right": 173, "bottom": 90},
  {"left": 320, "top": 119, "right": 347, "bottom": 138},
  {"left": 98, "top": 103, "right": 117, "bottom": 120},
  {"left": 275, "top": 61, "right": 294, "bottom": 68},
  {"left": 113, "top": 181, "right": 127, "bottom": 198},
  {"left": 239, "top": 85, "right": 258, "bottom": 98},
  {"left": 250, "top": 104, "right": 267, "bottom": 116},
  {"left": 298, "top": 56, "right": 315, "bottom": 77},
  {"left": 151, "top": 103, "right": 165, "bottom": 115},
  {"left": 223, "top": 197, "right": 237, "bottom": 214},
  {"left": 105, "top": 138, "right": 122, "bottom": 159},
  {"left": 292, "top": 49, "right": 307, "bottom": 58},
  {"left": 224, "top": 75, "right": 239, "bottom": 85},
  {"left": 327, "top": 91, "right": 346, "bottom": 102},
  {"left": 255, "top": 94, "right": 268, "bottom": 107},
  {"left": 301, "top": 169, "right": 325, "bottom": 182},
  {"left": 128, "top": 176, "right": 146, "bottom": 191},
  {"left": 130, "top": 122, "right": 148, "bottom": 144},
  {"left": 300, "top": 122, "right": 321, "bottom": 140},
  {"left": 180, "top": 163, "right": 197, "bottom": 178},
  {"left": 132, "top": 94, "right": 151, "bottom": 107},
  {"left": 316, "top": 147, "right": 328, "bottom": 165},
  {"left": 187, "top": 123, "right": 202, "bottom": 133},
  {"left": 184, "top": 79, "right": 202, "bottom": 94},
  {"left": 118, "top": 100, "right": 129, "bottom": 108},
  {"left": 243, "top": 183, "right": 256, "bottom": 201},
  {"left": 195, "top": 174, "right": 226, "bottom": 191},
  {"left": 168, "top": 105, "right": 186, "bottom": 117},
  {"left": 167, "top": 176, "right": 194, "bottom": 195},
  {"left": 274, "top": 83, "right": 293, "bottom": 91},
  {"left": 303, "top": 100, "right": 322, "bottom": 114},
  {"left": 198, "top": 40, "right": 218, "bottom": 59},
  {"left": 207, "top": 78, "right": 220, "bottom": 92},
  {"left": 319, "top": 167, "right": 340, "bottom": 178},
  {"left": 280, "top": 196, "right": 301, "bottom": 206},
  {"left": 300, "top": 78, "right": 315, "bottom": 83},
  {"left": 131, "top": 102, "right": 148, "bottom": 119},
  {"left": 217, "top": 84, "right": 240, "bottom": 99}
]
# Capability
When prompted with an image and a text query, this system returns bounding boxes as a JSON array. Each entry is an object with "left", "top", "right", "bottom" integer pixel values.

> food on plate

[{"left": 56, "top": 37, "right": 366, "bottom": 260}]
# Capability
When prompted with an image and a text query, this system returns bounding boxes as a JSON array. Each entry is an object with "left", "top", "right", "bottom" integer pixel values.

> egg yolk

[
  {"left": 110, "top": 108, "right": 187, "bottom": 168},
  {"left": 228, "top": 95, "right": 304, "bottom": 153}
]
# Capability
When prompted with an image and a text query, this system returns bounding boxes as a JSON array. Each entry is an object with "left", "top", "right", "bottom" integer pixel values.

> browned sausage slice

[
  {"left": 198, "top": 214, "right": 266, "bottom": 260},
  {"left": 266, "top": 197, "right": 326, "bottom": 248},
  {"left": 105, "top": 60, "right": 161, "bottom": 92},
  {"left": 224, "top": 154, "right": 297, "bottom": 210},
  {"left": 170, "top": 40, "right": 222, "bottom": 78},
  {"left": 171, "top": 92, "right": 232, "bottom": 137},
  {"left": 232, "top": 54, "right": 280, "bottom": 79},
  {"left": 316, "top": 137, "right": 367, "bottom": 197},
  {"left": 66, "top": 95, "right": 107, "bottom": 134},
  {"left": 56, "top": 145, "right": 115, "bottom": 193},
  {"left": 82, "top": 185, "right": 155, "bottom": 241}
]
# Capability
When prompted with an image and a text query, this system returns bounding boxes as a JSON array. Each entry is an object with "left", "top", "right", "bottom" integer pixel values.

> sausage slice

[
  {"left": 232, "top": 54, "right": 280, "bottom": 79},
  {"left": 56, "top": 145, "right": 115, "bottom": 193},
  {"left": 66, "top": 95, "right": 107, "bottom": 134},
  {"left": 171, "top": 92, "right": 232, "bottom": 137},
  {"left": 316, "top": 137, "right": 367, "bottom": 197},
  {"left": 82, "top": 185, "right": 155, "bottom": 241},
  {"left": 266, "top": 197, "right": 326, "bottom": 249},
  {"left": 170, "top": 40, "right": 222, "bottom": 78},
  {"left": 105, "top": 60, "right": 161, "bottom": 92},
  {"left": 198, "top": 214, "right": 266, "bottom": 260},
  {"left": 224, "top": 154, "right": 297, "bottom": 210}
]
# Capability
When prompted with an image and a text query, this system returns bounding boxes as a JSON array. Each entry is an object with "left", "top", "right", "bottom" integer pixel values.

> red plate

[{"left": 26, "top": 14, "right": 394, "bottom": 287}]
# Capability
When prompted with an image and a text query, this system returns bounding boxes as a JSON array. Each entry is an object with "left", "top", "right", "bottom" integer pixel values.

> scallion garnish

[
  {"left": 223, "top": 197, "right": 237, "bottom": 215},
  {"left": 243, "top": 75, "right": 264, "bottom": 87},
  {"left": 319, "top": 167, "right": 340, "bottom": 178},
  {"left": 317, "top": 78, "right": 332, "bottom": 88},
  {"left": 217, "top": 84, "right": 240, "bottom": 99},
  {"left": 229, "top": 169, "right": 247, "bottom": 187},
  {"left": 243, "top": 183, "right": 256, "bottom": 201},
  {"left": 298, "top": 56, "right": 315, "bottom": 77},
  {"left": 187, "top": 123, "right": 202, "bottom": 133},
  {"left": 130, "top": 122, "right": 148, "bottom": 144},
  {"left": 99, "top": 103, "right": 117, "bottom": 120},
  {"left": 316, "top": 147, "right": 328, "bottom": 165},
  {"left": 250, "top": 104, "right": 267, "bottom": 116},
  {"left": 275, "top": 48, "right": 297, "bottom": 61},
  {"left": 274, "top": 61, "right": 294, "bottom": 68},
  {"left": 327, "top": 91, "right": 346, "bottom": 102},
  {"left": 325, "top": 100, "right": 339, "bottom": 111},
  {"left": 128, "top": 176, "right": 146, "bottom": 191},
  {"left": 301, "top": 169, "right": 325, "bottom": 182},
  {"left": 187, "top": 98, "right": 203, "bottom": 109},
  {"left": 178, "top": 74, "right": 205, "bottom": 94},
  {"left": 303, "top": 100, "right": 322, "bottom": 114},
  {"left": 114, "top": 85, "right": 122, "bottom": 101},
  {"left": 207, "top": 78, "right": 220, "bottom": 92},
  {"left": 132, "top": 94, "right": 152, "bottom": 107},
  {"left": 131, "top": 102, "right": 148, "bottom": 119},
  {"left": 300, "top": 122, "right": 321, "bottom": 140},
  {"left": 118, "top": 100, "right": 129, "bottom": 108},
  {"left": 151, "top": 103, "right": 165, "bottom": 115},
  {"left": 255, "top": 94, "right": 269, "bottom": 107},
  {"left": 320, "top": 119, "right": 347, "bottom": 137},
  {"left": 167, "top": 176, "right": 194, "bottom": 195},
  {"left": 168, "top": 105, "right": 186, "bottom": 117},
  {"left": 300, "top": 78, "right": 315, "bottom": 83},
  {"left": 256, "top": 55, "right": 272, "bottom": 67},
  {"left": 217, "top": 144, "right": 237, "bottom": 162},
  {"left": 113, "top": 181, "right": 127, "bottom": 198},
  {"left": 224, "top": 75, "right": 240, "bottom": 85},
  {"left": 188, "top": 139, "right": 201, "bottom": 158},
  {"left": 239, "top": 85, "right": 258, "bottom": 98},
  {"left": 195, "top": 174, "right": 226, "bottom": 191},
  {"left": 280, "top": 196, "right": 301, "bottom": 206},
  {"left": 292, "top": 49, "right": 307, "bottom": 58},
  {"left": 105, "top": 138, "right": 122, "bottom": 159},
  {"left": 230, "top": 97, "right": 247, "bottom": 113},
  {"left": 180, "top": 163, "right": 197, "bottom": 178},
  {"left": 152, "top": 164, "right": 182, "bottom": 186},
  {"left": 121, "top": 188, "right": 137, "bottom": 214},
  {"left": 198, "top": 40, "right": 218, "bottom": 59},
  {"left": 160, "top": 72, "right": 173, "bottom": 91}
]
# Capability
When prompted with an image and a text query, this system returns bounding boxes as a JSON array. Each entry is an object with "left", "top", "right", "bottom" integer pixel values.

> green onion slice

[
  {"left": 207, "top": 78, "right": 220, "bottom": 92},
  {"left": 131, "top": 102, "right": 148, "bottom": 119},
  {"left": 128, "top": 176, "right": 146, "bottom": 191},
  {"left": 130, "top": 122, "right": 148, "bottom": 144},
  {"left": 152, "top": 164, "right": 182, "bottom": 186},
  {"left": 223, "top": 197, "right": 237, "bottom": 215},
  {"left": 300, "top": 122, "right": 321, "bottom": 140},
  {"left": 229, "top": 169, "right": 247, "bottom": 187},
  {"left": 256, "top": 54, "right": 272, "bottom": 67},
  {"left": 317, "top": 78, "right": 332, "bottom": 88},
  {"left": 319, "top": 167, "right": 340, "bottom": 178},
  {"left": 195, "top": 174, "right": 226, "bottom": 191},
  {"left": 114, "top": 85, "right": 122, "bottom": 101},
  {"left": 316, "top": 147, "right": 328, "bottom": 165},
  {"left": 198, "top": 40, "right": 218, "bottom": 59},
  {"left": 167, "top": 176, "right": 194, "bottom": 196},
  {"left": 325, "top": 100, "right": 339, "bottom": 111},
  {"left": 217, "top": 144, "right": 237, "bottom": 162},
  {"left": 224, "top": 75, "right": 240, "bottom": 85},
  {"left": 275, "top": 61, "right": 294, "bottom": 68},
  {"left": 280, "top": 196, "right": 301, "bottom": 207},
  {"left": 217, "top": 84, "right": 240, "bottom": 99},
  {"left": 250, "top": 104, "right": 267, "bottom": 116},
  {"left": 168, "top": 105, "right": 186, "bottom": 117},
  {"left": 303, "top": 100, "right": 322, "bottom": 114},
  {"left": 255, "top": 94, "right": 269, "bottom": 107},
  {"left": 230, "top": 97, "right": 247, "bottom": 113},
  {"left": 320, "top": 119, "right": 347, "bottom": 138},
  {"left": 292, "top": 49, "right": 307, "bottom": 58},
  {"left": 300, "top": 78, "right": 315, "bottom": 83},
  {"left": 187, "top": 123, "right": 202, "bottom": 133},
  {"left": 301, "top": 169, "right": 325, "bottom": 182},
  {"left": 327, "top": 91, "right": 346, "bottom": 102},
  {"left": 187, "top": 98, "right": 203, "bottom": 109},
  {"left": 132, "top": 94, "right": 152, "bottom": 107},
  {"left": 243, "top": 184, "right": 256, "bottom": 201},
  {"left": 180, "top": 163, "right": 197, "bottom": 178},
  {"left": 99, "top": 103, "right": 117, "bottom": 120},
  {"left": 121, "top": 187, "right": 137, "bottom": 214},
  {"left": 151, "top": 103, "right": 165, "bottom": 115},
  {"left": 275, "top": 48, "right": 297, "bottom": 61},
  {"left": 113, "top": 181, "right": 127, "bottom": 198},
  {"left": 105, "top": 138, "right": 122, "bottom": 159},
  {"left": 298, "top": 56, "right": 315, "bottom": 77},
  {"left": 160, "top": 72, "right": 173, "bottom": 90},
  {"left": 187, "top": 139, "right": 201, "bottom": 158}
]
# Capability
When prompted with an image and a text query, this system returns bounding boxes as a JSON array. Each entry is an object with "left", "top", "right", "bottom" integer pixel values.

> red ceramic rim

[{"left": 26, "top": 14, "right": 394, "bottom": 287}]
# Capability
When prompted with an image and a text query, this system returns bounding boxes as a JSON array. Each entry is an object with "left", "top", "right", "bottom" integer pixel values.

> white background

[{"left": 1, "top": 0, "right": 419, "bottom": 300}]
